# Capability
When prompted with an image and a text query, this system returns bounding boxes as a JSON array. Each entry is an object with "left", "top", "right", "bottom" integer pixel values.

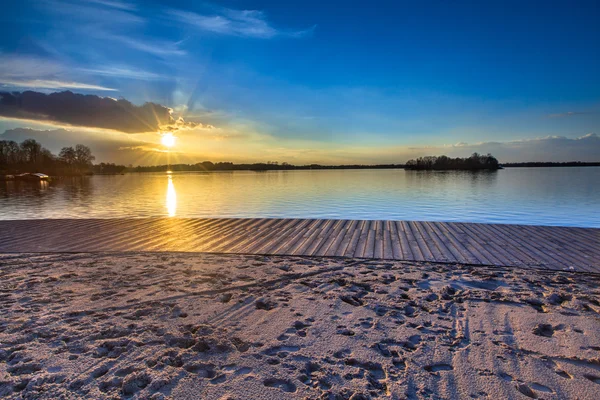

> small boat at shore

[
  {"left": 0, "top": 174, "right": 15, "bottom": 181},
  {"left": 15, "top": 173, "right": 50, "bottom": 181}
]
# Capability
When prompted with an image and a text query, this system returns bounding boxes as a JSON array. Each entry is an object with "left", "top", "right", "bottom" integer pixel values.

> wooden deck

[{"left": 0, "top": 218, "right": 598, "bottom": 272}]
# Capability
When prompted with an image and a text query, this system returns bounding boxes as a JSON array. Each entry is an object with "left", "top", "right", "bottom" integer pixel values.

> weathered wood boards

[{"left": 0, "top": 218, "right": 598, "bottom": 272}]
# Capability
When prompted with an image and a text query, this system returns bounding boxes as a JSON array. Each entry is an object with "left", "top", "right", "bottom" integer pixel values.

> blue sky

[{"left": 0, "top": 0, "right": 599, "bottom": 164}]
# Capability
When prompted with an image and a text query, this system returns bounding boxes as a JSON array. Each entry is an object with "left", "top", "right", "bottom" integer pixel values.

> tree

[
  {"left": 0, "top": 140, "right": 19, "bottom": 166},
  {"left": 59, "top": 146, "right": 77, "bottom": 166},
  {"left": 20, "top": 139, "right": 42, "bottom": 165},
  {"left": 74, "top": 144, "right": 95, "bottom": 168}
]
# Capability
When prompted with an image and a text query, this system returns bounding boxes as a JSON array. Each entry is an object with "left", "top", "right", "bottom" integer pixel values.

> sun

[{"left": 161, "top": 132, "right": 176, "bottom": 147}]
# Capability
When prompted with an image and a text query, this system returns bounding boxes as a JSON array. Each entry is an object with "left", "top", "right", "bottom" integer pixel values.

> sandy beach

[{"left": 1, "top": 252, "right": 599, "bottom": 399}]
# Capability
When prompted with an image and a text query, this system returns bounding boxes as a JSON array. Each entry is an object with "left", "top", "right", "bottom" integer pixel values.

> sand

[{"left": 1, "top": 252, "right": 599, "bottom": 399}]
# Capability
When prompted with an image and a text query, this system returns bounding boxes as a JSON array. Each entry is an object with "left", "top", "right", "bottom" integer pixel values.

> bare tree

[{"left": 20, "top": 139, "right": 42, "bottom": 165}]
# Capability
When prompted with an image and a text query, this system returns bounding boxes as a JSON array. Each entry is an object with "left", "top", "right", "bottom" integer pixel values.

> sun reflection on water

[{"left": 166, "top": 175, "right": 177, "bottom": 217}]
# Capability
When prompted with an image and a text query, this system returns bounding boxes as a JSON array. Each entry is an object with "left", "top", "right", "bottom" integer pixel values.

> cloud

[
  {"left": 0, "top": 91, "right": 202, "bottom": 133},
  {"left": 97, "top": 33, "right": 187, "bottom": 56},
  {"left": 86, "top": 0, "right": 137, "bottom": 11},
  {"left": 77, "top": 66, "right": 162, "bottom": 80},
  {"left": 168, "top": 7, "right": 314, "bottom": 39},
  {"left": 42, "top": 0, "right": 144, "bottom": 26},
  {"left": 0, "top": 79, "right": 116, "bottom": 91},
  {"left": 428, "top": 133, "right": 600, "bottom": 163},
  {"left": 0, "top": 54, "right": 117, "bottom": 91}
]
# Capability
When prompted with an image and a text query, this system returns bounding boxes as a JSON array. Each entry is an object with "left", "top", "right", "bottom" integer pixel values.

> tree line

[
  {"left": 0, "top": 139, "right": 102, "bottom": 175},
  {"left": 130, "top": 161, "right": 404, "bottom": 173},
  {"left": 405, "top": 153, "right": 500, "bottom": 170}
]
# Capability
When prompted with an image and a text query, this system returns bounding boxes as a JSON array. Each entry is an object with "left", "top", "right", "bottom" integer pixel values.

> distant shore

[{"left": 2, "top": 162, "right": 599, "bottom": 180}]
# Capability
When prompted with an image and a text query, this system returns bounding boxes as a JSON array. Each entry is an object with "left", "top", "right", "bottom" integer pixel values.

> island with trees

[{"left": 404, "top": 153, "right": 501, "bottom": 171}]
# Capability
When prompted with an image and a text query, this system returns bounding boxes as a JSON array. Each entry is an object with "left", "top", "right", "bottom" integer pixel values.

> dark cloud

[{"left": 0, "top": 91, "right": 199, "bottom": 133}]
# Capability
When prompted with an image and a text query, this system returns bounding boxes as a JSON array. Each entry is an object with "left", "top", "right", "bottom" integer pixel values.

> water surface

[{"left": 1, "top": 168, "right": 598, "bottom": 227}]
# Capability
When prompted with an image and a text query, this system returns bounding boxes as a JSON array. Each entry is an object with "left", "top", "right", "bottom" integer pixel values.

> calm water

[{"left": 0, "top": 168, "right": 598, "bottom": 227}]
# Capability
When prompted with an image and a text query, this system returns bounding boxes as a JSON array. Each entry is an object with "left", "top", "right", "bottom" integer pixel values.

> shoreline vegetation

[
  {"left": 404, "top": 153, "right": 500, "bottom": 171},
  {"left": 2, "top": 138, "right": 599, "bottom": 178}
]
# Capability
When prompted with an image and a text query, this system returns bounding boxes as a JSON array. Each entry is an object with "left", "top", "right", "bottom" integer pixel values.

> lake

[{"left": 0, "top": 168, "right": 598, "bottom": 227}]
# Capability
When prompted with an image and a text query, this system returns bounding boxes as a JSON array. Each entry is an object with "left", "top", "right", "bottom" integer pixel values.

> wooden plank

[
  {"left": 471, "top": 222, "right": 541, "bottom": 267},
  {"left": 421, "top": 221, "right": 460, "bottom": 263},
  {"left": 259, "top": 219, "right": 312, "bottom": 255},
  {"left": 534, "top": 225, "right": 600, "bottom": 260},
  {"left": 394, "top": 221, "right": 415, "bottom": 260},
  {"left": 318, "top": 219, "right": 350, "bottom": 256},
  {"left": 560, "top": 228, "right": 600, "bottom": 255},
  {"left": 337, "top": 220, "right": 362, "bottom": 257},
  {"left": 324, "top": 220, "right": 352, "bottom": 256},
  {"left": 484, "top": 223, "right": 558, "bottom": 268},
  {"left": 441, "top": 222, "right": 492, "bottom": 265},
  {"left": 251, "top": 219, "right": 304, "bottom": 254},
  {"left": 399, "top": 221, "right": 423, "bottom": 260},
  {"left": 406, "top": 221, "right": 435, "bottom": 262},
  {"left": 373, "top": 220, "right": 384, "bottom": 259},
  {"left": 304, "top": 219, "right": 338, "bottom": 256},
  {"left": 382, "top": 221, "right": 394, "bottom": 259},
  {"left": 240, "top": 219, "right": 299, "bottom": 254},
  {"left": 207, "top": 218, "right": 266, "bottom": 252},
  {"left": 457, "top": 223, "right": 511, "bottom": 266},
  {"left": 388, "top": 220, "right": 403, "bottom": 260},
  {"left": 285, "top": 219, "right": 325, "bottom": 255},
  {"left": 510, "top": 224, "right": 592, "bottom": 271},
  {"left": 516, "top": 224, "right": 592, "bottom": 267},
  {"left": 432, "top": 222, "right": 479, "bottom": 264},
  {"left": 199, "top": 218, "right": 265, "bottom": 252},
  {"left": 225, "top": 218, "right": 287, "bottom": 254},
  {"left": 363, "top": 221, "right": 377, "bottom": 259},
  {"left": 269, "top": 219, "right": 320, "bottom": 255},
  {"left": 414, "top": 221, "right": 452, "bottom": 263},
  {"left": 353, "top": 220, "right": 370, "bottom": 258},
  {"left": 291, "top": 219, "right": 329, "bottom": 256},
  {"left": 52, "top": 219, "right": 150, "bottom": 252}
]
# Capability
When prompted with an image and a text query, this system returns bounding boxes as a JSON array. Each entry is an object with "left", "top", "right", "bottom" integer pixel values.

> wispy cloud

[
  {"left": 0, "top": 79, "right": 116, "bottom": 91},
  {"left": 78, "top": 66, "right": 162, "bottom": 80},
  {"left": 41, "top": 0, "right": 144, "bottom": 25},
  {"left": 0, "top": 54, "right": 116, "bottom": 91},
  {"left": 168, "top": 7, "right": 314, "bottom": 39},
  {"left": 0, "top": 54, "right": 63, "bottom": 79},
  {"left": 86, "top": 0, "right": 137, "bottom": 11},
  {"left": 97, "top": 33, "right": 187, "bottom": 56}
]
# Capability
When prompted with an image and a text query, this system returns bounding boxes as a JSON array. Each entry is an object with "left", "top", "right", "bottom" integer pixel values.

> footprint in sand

[
  {"left": 516, "top": 383, "right": 537, "bottom": 398},
  {"left": 183, "top": 363, "right": 216, "bottom": 378},
  {"left": 263, "top": 378, "right": 297, "bottom": 393},
  {"left": 424, "top": 364, "right": 453, "bottom": 373},
  {"left": 515, "top": 382, "right": 553, "bottom": 399}
]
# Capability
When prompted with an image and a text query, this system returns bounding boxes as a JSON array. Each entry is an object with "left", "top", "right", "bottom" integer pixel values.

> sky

[{"left": 0, "top": 0, "right": 599, "bottom": 165}]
